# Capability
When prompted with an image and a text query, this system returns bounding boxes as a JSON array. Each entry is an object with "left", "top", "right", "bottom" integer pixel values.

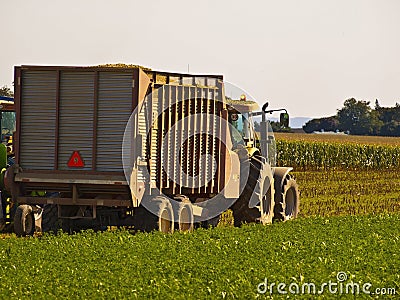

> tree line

[{"left": 303, "top": 98, "right": 400, "bottom": 136}]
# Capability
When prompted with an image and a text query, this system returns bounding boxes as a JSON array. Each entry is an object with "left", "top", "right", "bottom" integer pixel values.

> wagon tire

[
  {"left": 174, "top": 197, "right": 194, "bottom": 232},
  {"left": 41, "top": 204, "right": 60, "bottom": 233},
  {"left": 14, "top": 205, "right": 35, "bottom": 237},
  {"left": 137, "top": 196, "right": 174, "bottom": 233}
]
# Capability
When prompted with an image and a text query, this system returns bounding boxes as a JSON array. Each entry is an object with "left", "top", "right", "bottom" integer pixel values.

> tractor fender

[{"left": 272, "top": 167, "right": 293, "bottom": 193}]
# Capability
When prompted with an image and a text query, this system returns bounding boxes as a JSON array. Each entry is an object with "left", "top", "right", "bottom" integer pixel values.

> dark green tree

[
  {"left": 0, "top": 85, "right": 13, "bottom": 97},
  {"left": 375, "top": 105, "right": 400, "bottom": 124},
  {"left": 380, "top": 120, "right": 400, "bottom": 136},
  {"left": 337, "top": 98, "right": 382, "bottom": 135},
  {"left": 303, "top": 116, "right": 339, "bottom": 133}
]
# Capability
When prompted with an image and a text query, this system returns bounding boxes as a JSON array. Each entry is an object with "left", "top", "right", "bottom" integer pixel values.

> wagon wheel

[
  {"left": 136, "top": 196, "right": 175, "bottom": 233},
  {"left": 14, "top": 205, "right": 35, "bottom": 237},
  {"left": 41, "top": 204, "right": 60, "bottom": 233},
  {"left": 174, "top": 196, "right": 194, "bottom": 232}
]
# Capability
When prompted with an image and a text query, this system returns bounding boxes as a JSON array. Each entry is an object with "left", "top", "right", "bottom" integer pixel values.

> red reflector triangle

[{"left": 68, "top": 151, "right": 85, "bottom": 168}]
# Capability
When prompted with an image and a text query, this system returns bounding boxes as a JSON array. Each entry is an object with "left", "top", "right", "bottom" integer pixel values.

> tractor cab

[
  {"left": 226, "top": 95, "right": 259, "bottom": 150},
  {"left": 226, "top": 95, "right": 290, "bottom": 167}
]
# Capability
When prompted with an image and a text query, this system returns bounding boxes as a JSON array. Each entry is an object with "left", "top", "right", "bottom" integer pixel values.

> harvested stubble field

[
  {"left": 294, "top": 170, "right": 400, "bottom": 217},
  {"left": 0, "top": 133, "right": 399, "bottom": 299}
]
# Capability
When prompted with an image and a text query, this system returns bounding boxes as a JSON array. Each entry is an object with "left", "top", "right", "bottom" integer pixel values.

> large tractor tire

[
  {"left": 135, "top": 196, "right": 174, "bottom": 233},
  {"left": 231, "top": 156, "right": 274, "bottom": 226},
  {"left": 14, "top": 205, "right": 35, "bottom": 237},
  {"left": 273, "top": 173, "right": 300, "bottom": 221}
]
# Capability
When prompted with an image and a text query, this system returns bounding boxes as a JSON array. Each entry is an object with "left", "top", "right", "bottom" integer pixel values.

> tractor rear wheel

[
  {"left": 231, "top": 156, "right": 274, "bottom": 226},
  {"left": 14, "top": 205, "right": 35, "bottom": 237}
]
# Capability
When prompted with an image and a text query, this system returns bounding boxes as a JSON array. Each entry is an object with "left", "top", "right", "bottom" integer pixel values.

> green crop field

[{"left": 0, "top": 215, "right": 399, "bottom": 299}]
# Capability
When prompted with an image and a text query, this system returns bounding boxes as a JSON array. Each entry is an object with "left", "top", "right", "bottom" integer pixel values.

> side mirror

[
  {"left": 262, "top": 102, "right": 269, "bottom": 112},
  {"left": 280, "top": 112, "right": 289, "bottom": 127}
]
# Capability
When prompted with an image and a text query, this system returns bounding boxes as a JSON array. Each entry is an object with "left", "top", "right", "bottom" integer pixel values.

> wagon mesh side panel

[
  {"left": 20, "top": 70, "right": 57, "bottom": 170},
  {"left": 136, "top": 94, "right": 151, "bottom": 184},
  {"left": 58, "top": 72, "right": 94, "bottom": 171},
  {"left": 149, "top": 89, "right": 159, "bottom": 184},
  {"left": 96, "top": 72, "right": 133, "bottom": 172}
]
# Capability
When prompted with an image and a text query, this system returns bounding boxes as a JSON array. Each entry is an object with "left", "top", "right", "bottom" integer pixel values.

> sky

[{"left": 1, "top": 0, "right": 399, "bottom": 118}]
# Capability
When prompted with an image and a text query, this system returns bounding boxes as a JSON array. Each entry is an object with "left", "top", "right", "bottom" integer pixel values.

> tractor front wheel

[{"left": 274, "top": 174, "right": 300, "bottom": 221}]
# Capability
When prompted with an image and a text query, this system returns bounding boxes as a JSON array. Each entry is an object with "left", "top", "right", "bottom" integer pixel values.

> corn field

[{"left": 276, "top": 140, "right": 400, "bottom": 170}]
